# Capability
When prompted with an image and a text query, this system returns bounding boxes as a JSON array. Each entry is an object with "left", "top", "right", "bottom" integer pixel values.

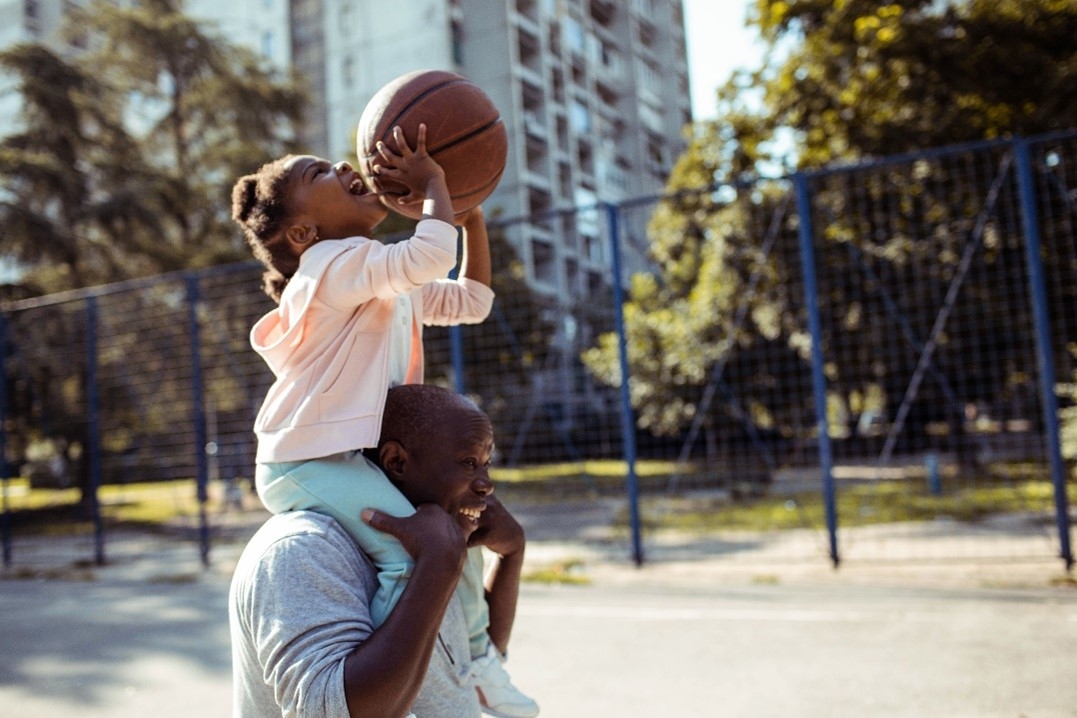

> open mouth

[
  {"left": 348, "top": 177, "right": 369, "bottom": 196},
  {"left": 458, "top": 506, "right": 484, "bottom": 525}
]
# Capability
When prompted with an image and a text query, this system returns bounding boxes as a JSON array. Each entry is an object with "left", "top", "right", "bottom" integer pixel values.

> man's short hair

[{"left": 380, "top": 384, "right": 482, "bottom": 452}]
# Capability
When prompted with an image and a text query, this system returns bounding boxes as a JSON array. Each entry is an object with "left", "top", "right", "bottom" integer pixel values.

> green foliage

[
  {"left": 0, "top": 43, "right": 146, "bottom": 290},
  {"left": 744, "top": 0, "right": 1077, "bottom": 171},
  {"left": 0, "top": 0, "right": 305, "bottom": 505},
  {"left": 584, "top": 0, "right": 1077, "bottom": 452},
  {"left": 583, "top": 184, "right": 805, "bottom": 438},
  {"left": 0, "top": 0, "right": 305, "bottom": 296}
]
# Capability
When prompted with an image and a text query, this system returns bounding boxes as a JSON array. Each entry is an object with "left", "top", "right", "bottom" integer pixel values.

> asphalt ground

[{"left": 2, "top": 498, "right": 1076, "bottom": 718}]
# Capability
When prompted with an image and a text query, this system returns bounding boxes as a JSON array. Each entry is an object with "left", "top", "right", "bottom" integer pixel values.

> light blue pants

[{"left": 256, "top": 452, "right": 490, "bottom": 658}]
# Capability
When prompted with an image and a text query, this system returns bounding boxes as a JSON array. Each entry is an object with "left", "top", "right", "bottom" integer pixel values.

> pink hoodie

[{"left": 250, "top": 219, "right": 494, "bottom": 462}]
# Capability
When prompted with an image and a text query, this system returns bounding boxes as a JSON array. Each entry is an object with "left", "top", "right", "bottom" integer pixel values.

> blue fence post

[
  {"left": 793, "top": 173, "right": 840, "bottom": 568},
  {"left": 925, "top": 454, "right": 942, "bottom": 496},
  {"left": 186, "top": 275, "right": 211, "bottom": 567},
  {"left": 449, "top": 326, "right": 466, "bottom": 394},
  {"left": 1014, "top": 137, "right": 1073, "bottom": 572},
  {"left": 447, "top": 254, "right": 467, "bottom": 394},
  {"left": 604, "top": 201, "right": 644, "bottom": 567},
  {"left": 85, "top": 297, "right": 105, "bottom": 565},
  {"left": 0, "top": 314, "right": 9, "bottom": 567}
]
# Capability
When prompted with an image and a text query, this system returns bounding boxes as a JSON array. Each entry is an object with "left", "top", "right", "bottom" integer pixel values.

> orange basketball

[{"left": 356, "top": 69, "right": 508, "bottom": 219}]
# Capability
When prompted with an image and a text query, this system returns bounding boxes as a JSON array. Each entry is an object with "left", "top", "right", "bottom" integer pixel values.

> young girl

[{"left": 231, "top": 125, "right": 538, "bottom": 718}]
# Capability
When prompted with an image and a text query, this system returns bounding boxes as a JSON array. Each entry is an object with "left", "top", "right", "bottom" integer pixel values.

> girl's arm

[
  {"left": 415, "top": 205, "right": 495, "bottom": 326},
  {"left": 468, "top": 495, "right": 525, "bottom": 655},
  {"left": 458, "top": 205, "right": 492, "bottom": 288}
]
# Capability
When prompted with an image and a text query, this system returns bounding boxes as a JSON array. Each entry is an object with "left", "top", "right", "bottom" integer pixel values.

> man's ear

[
  {"left": 378, "top": 441, "right": 408, "bottom": 482},
  {"left": 284, "top": 222, "right": 317, "bottom": 251}
]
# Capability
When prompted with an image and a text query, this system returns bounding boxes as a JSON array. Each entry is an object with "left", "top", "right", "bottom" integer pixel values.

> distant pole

[
  {"left": 0, "top": 314, "right": 10, "bottom": 567},
  {"left": 1014, "top": 137, "right": 1072, "bottom": 571},
  {"left": 85, "top": 297, "right": 105, "bottom": 566},
  {"left": 793, "top": 173, "right": 840, "bottom": 568},
  {"left": 605, "top": 202, "right": 644, "bottom": 567},
  {"left": 448, "top": 254, "right": 466, "bottom": 394},
  {"left": 450, "top": 326, "right": 466, "bottom": 394},
  {"left": 186, "top": 276, "right": 211, "bottom": 567}
]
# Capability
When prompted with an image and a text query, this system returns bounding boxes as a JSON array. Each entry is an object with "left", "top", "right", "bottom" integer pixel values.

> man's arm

[{"left": 343, "top": 505, "right": 469, "bottom": 717}]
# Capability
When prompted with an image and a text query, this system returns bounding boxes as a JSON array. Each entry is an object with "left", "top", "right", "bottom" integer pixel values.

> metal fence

[{"left": 2, "top": 131, "right": 1074, "bottom": 571}]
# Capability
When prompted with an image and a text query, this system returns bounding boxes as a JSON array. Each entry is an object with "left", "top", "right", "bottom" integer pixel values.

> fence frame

[{"left": 1, "top": 132, "right": 1074, "bottom": 571}]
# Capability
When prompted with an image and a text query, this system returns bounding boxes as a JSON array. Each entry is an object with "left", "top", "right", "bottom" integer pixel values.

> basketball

[{"left": 356, "top": 69, "right": 508, "bottom": 219}]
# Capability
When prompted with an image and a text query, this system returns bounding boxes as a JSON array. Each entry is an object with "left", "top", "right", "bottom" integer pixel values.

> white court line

[{"left": 519, "top": 604, "right": 943, "bottom": 623}]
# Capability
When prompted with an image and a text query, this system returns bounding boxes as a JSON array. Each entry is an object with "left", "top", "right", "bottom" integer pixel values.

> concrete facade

[{"left": 0, "top": 0, "right": 691, "bottom": 297}]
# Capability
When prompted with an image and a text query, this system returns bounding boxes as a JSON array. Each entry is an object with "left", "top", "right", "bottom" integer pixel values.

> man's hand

[
  {"left": 468, "top": 496, "right": 525, "bottom": 557},
  {"left": 346, "top": 503, "right": 468, "bottom": 716},
  {"left": 362, "top": 504, "right": 469, "bottom": 573}
]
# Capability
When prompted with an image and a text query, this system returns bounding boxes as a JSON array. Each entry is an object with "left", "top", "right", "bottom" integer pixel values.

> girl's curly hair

[{"left": 231, "top": 155, "right": 303, "bottom": 303}]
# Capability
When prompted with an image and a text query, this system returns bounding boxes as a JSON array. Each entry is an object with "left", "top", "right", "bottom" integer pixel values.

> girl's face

[{"left": 283, "top": 155, "right": 388, "bottom": 240}]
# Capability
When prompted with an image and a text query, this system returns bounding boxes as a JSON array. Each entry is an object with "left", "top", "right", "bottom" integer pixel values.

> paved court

[{"left": 2, "top": 526, "right": 1076, "bottom": 718}]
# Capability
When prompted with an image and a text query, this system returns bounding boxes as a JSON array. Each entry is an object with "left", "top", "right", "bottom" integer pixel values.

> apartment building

[
  {"left": 301, "top": 0, "right": 694, "bottom": 297},
  {"left": 2, "top": 0, "right": 693, "bottom": 450},
  {"left": 2, "top": 0, "right": 691, "bottom": 298}
]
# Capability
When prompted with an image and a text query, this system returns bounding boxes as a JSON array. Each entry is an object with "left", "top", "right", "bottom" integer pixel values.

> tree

[
  {"left": 583, "top": 0, "right": 1077, "bottom": 469},
  {"left": 0, "top": 43, "right": 148, "bottom": 292},
  {"left": 725, "top": 0, "right": 1077, "bottom": 174},
  {"left": 0, "top": 0, "right": 306, "bottom": 295},
  {"left": 0, "top": 0, "right": 305, "bottom": 505},
  {"left": 70, "top": 0, "right": 306, "bottom": 272}
]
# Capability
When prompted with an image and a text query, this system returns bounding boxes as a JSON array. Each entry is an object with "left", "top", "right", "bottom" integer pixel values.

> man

[{"left": 229, "top": 384, "right": 527, "bottom": 718}]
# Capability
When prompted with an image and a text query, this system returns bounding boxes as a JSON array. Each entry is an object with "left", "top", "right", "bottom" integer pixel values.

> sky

[{"left": 682, "top": 0, "right": 765, "bottom": 120}]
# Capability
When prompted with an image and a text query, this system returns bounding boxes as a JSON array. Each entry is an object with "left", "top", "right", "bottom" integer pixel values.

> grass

[
  {"left": 2, "top": 462, "right": 1073, "bottom": 538},
  {"left": 630, "top": 478, "right": 1072, "bottom": 533},
  {"left": 521, "top": 559, "right": 592, "bottom": 586},
  {"left": 491, "top": 459, "right": 691, "bottom": 497},
  {"left": 1, "top": 477, "right": 221, "bottom": 536}
]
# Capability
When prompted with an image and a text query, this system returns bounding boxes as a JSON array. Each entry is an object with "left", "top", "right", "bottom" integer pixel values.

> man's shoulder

[
  {"left": 242, "top": 511, "right": 369, "bottom": 568},
  {"left": 258, "top": 509, "right": 346, "bottom": 538}
]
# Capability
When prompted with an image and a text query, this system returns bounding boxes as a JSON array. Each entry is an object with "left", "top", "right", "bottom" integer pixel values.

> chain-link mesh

[{"left": 2, "top": 132, "right": 1074, "bottom": 570}]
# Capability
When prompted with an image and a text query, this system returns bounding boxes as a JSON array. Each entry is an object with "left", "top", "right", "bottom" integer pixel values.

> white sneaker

[{"left": 471, "top": 644, "right": 540, "bottom": 718}]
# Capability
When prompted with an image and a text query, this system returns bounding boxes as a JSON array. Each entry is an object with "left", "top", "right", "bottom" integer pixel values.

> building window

[
  {"left": 452, "top": 20, "right": 465, "bottom": 65},
  {"left": 569, "top": 100, "right": 591, "bottom": 134},
  {"left": 564, "top": 17, "right": 585, "bottom": 55},
  {"left": 532, "top": 240, "right": 557, "bottom": 285},
  {"left": 343, "top": 55, "right": 354, "bottom": 88},
  {"left": 24, "top": 0, "right": 40, "bottom": 31},
  {"left": 340, "top": 2, "right": 352, "bottom": 34},
  {"left": 64, "top": 0, "right": 86, "bottom": 48}
]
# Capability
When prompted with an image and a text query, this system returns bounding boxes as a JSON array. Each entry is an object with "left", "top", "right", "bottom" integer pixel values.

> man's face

[{"left": 401, "top": 405, "right": 495, "bottom": 536}]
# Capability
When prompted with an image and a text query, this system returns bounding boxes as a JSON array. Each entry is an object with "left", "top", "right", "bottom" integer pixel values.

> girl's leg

[
  {"left": 459, "top": 547, "right": 492, "bottom": 658},
  {"left": 258, "top": 456, "right": 496, "bottom": 651},
  {"left": 257, "top": 454, "right": 416, "bottom": 627}
]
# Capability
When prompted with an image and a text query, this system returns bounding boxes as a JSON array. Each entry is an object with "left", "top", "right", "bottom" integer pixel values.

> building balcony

[{"left": 589, "top": 0, "right": 618, "bottom": 27}]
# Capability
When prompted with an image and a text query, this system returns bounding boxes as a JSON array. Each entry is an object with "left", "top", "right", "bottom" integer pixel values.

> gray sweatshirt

[{"left": 229, "top": 511, "right": 480, "bottom": 717}]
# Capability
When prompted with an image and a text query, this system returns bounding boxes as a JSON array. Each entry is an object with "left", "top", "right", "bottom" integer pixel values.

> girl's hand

[
  {"left": 373, "top": 124, "right": 446, "bottom": 207},
  {"left": 467, "top": 496, "right": 525, "bottom": 557}
]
